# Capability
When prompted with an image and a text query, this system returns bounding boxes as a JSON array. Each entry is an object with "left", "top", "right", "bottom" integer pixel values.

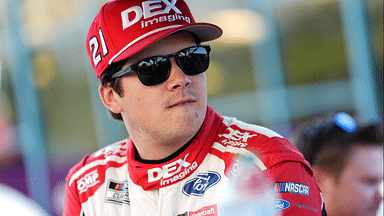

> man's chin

[{"left": 172, "top": 111, "right": 203, "bottom": 127}]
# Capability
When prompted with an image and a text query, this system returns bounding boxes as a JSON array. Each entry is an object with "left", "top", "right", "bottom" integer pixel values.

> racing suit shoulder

[
  {"left": 216, "top": 116, "right": 310, "bottom": 170},
  {"left": 213, "top": 116, "right": 324, "bottom": 215},
  {"left": 64, "top": 140, "right": 128, "bottom": 216}
]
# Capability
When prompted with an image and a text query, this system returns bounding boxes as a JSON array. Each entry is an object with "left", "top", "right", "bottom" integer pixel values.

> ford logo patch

[
  {"left": 182, "top": 171, "right": 221, "bottom": 196},
  {"left": 273, "top": 199, "right": 291, "bottom": 210}
]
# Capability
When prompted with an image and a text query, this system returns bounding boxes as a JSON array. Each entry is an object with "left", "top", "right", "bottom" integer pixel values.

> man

[
  {"left": 295, "top": 112, "right": 383, "bottom": 216},
  {"left": 64, "top": 0, "right": 326, "bottom": 215}
]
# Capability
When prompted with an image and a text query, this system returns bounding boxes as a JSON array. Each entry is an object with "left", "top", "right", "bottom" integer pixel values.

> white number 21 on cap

[{"left": 89, "top": 28, "right": 109, "bottom": 67}]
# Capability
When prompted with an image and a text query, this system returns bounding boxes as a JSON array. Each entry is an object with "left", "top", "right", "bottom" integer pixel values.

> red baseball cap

[{"left": 86, "top": 0, "right": 222, "bottom": 79}]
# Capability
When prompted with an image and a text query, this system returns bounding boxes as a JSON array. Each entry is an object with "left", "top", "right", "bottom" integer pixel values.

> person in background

[
  {"left": 64, "top": 0, "right": 326, "bottom": 215},
  {"left": 295, "top": 112, "right": 383, "bottom": 216}
]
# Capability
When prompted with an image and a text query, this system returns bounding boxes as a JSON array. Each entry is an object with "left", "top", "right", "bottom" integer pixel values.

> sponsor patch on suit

[
  {"left": 273, "top": 182, "right": 310, "bottom": 196},
  {"left": 105, "top": 180, "right": 130, "bottom": 205}
]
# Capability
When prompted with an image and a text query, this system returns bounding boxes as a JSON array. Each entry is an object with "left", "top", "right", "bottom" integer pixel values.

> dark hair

[
  {"left": 99, "top": 31, "right": 201, "bottom": 121},
  {"left": 99, "top": 60, "right": 126, "bottom": 121},
  {"left": 296, "top": 114, "right": 382, "bottom": 180}
]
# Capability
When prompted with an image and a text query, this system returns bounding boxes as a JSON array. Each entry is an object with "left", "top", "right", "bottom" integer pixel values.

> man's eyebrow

[{"left": 359, "top": 176, "right": 382, "bottom": 185}]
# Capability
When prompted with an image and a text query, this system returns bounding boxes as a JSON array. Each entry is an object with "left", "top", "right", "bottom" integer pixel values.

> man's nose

[{"left": 166, "top": 58, "right": 192, "bottom": 90}]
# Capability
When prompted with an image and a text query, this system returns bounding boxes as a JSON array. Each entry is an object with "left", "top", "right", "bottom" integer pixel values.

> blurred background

[{"left": 0, "top": 0, "right": 382, "bottom": 215}]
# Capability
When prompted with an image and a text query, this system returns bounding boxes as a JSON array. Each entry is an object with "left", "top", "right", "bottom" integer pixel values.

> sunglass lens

[
  {"left": 128, "top": 46, "right": 210, "bottom": 86},
  {"left": 178, "top": 46, "right": 209, "bottom": 75},
  {"left": 136, "top": 57, "right": 171, "bottom": 86}
]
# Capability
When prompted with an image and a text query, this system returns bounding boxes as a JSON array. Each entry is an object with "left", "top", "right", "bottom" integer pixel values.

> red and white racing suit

[{"left": 64, "top": 106, "right": 326, "bottom": 215}]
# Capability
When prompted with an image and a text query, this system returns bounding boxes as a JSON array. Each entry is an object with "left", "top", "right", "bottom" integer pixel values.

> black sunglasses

[{"left": 111, "top": 45, "right": 211, "bottom": 86}]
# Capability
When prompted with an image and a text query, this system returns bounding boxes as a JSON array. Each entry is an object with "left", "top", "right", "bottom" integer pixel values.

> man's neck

[
  {"left": 131, "top": 127, "right": 201, "bottom": 161},
  {"left": 134, "top": 132, "right": 197, "bottom": 164}
]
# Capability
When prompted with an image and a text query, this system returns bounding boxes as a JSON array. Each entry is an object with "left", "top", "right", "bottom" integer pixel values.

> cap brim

[{"left": 110, "top": 22, "right": 222, "bottom": 65}]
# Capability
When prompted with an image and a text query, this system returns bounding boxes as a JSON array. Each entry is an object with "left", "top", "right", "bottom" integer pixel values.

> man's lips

[{"left": 168, "top": 99, "right": 196, "bottom": 108}]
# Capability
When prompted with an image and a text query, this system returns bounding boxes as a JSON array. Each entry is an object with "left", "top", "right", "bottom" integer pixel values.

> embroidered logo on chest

[
  {"left": 182, "top": 171, "right": 221, "bottom": 196},
  {"left": 147, "top": 153, "right": 198, "bottom": 186},
  {"left": 105, "top": 180, "right": 130, "bottom": 205}
]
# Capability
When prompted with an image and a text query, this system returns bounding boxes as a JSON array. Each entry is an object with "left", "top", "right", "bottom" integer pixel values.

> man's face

[
  {"left": 326, "top": 145, "right": 383, "bottom": 216},
  {"left": 113, "top": 32, "right": 207, "bottom": 146}
]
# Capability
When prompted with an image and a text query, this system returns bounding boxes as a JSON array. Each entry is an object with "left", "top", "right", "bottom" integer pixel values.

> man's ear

[
  {"left": 312, "top": 166, "right": 333, "bottom": 188},
  {"left": 99, "top": 85, "right": 123, "bottom": 114},
  {"left": 312, "top": 166, "right": 337, "bottom": 203}
]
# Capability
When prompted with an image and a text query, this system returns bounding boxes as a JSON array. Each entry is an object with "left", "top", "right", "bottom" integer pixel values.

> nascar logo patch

[
  {"left": 105, "top": 180, "right": 130, "bottom": 205},
  {"left": 273, "top": 182, "right": 310, "bottom": 196}
]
